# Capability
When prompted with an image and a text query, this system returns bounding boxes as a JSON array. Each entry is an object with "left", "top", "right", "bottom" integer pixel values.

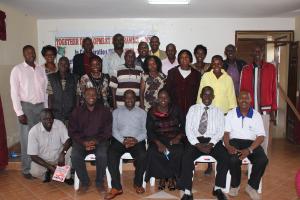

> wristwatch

[
  {"left": 63, "top": 150, "right": 67, "bottom": 155},
  {"left": 248, "top": 147, "right": 253, "bottom": 154}
]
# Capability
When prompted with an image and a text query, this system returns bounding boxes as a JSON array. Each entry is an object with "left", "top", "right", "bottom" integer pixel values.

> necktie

[{"left": 198, "top": 106, "right": 209, "bottom": 135}]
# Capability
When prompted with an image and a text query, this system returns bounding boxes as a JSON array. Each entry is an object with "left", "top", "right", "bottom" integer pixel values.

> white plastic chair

[
  {"left": 193, "top": 156, "right": 262, "bottom": 194},
  {"left": 74, "top": 153, "right": 155, "bottom": 190},
  {"left": 74, "top": 154, "right": 110, "bottom": 190}
]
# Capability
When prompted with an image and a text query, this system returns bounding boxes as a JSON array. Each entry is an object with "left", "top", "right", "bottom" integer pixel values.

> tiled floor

[{"left": 0, "top": 139, "right": 299, "bottom": 200}]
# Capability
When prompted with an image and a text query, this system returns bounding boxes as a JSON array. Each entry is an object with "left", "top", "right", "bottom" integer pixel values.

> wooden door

[{"left": 286, "top": 41, "right": 300, "bottom": 143}]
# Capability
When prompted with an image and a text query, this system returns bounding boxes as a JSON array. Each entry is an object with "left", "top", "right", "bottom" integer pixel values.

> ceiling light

[{"left": 148, "top": 0, "right": 190, "bottom": 5}]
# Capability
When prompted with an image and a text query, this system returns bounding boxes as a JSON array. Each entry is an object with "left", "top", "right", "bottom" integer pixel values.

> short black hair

[
  {"left": 113, "top": 33, "right": 124, "bottom": 41},
  {"left": 41, "top": 45, "right": 57, "bottom": 57},
  {"left": 58, "top": 56, "right": 69, "bottom": 64},
  {"left": 158, "top": 88, "right": 169, "bottom": 97},
  {"left": 194, "top": 44, "right": 207, "bottom": 56},
  {"left": 82, "top": 37, "right": 92, "bottom": 44},
  {"left": 178, "top": 49, "right": 193, "bottom": 64},
  {"left": 225, "top": 44, "right": 235, "bottom": 51},
  {"left": 124, "top": 89, "right": 136, "bottom": 97},
  {"left": 201, "top": 86, "right": 214, "bottom": 95},
  {"left": 89, "top": 55, "right": 102, "bottom": 64},
  {"left": 40, "top": 108, "right": 54, "bottom": 119},
  {"left": 143, "top": 55, "right": 162, "bottom": 73},
  {"left": 150, "top": 35, "right": 159, "bottom": 41},
  {"left": 211, "top": 55, "right": 223, "bottom": 63},
  {"left": 23, "top": 45, "right": 34, "bottom": 53}
]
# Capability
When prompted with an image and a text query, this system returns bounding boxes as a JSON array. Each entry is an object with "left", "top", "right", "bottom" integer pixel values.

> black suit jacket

[{"left": 72, "top": 53, "right": 100, "bottom": 78}]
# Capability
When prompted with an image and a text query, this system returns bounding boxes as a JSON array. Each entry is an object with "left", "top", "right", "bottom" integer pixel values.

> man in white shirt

[
  {"left": 178, "top": 86, "right": 228, "bottom": 200},
  {"left": 102, "top": 33, "right": 125, "bottom": 76},
  {"left": 10, "top": 45, "right": 48, "bottom": 179},
  {"left": 223, "top": 91, "right": 268, "bottom": 200},
  {"left": 27, "top": 109, "right": 73, "bottom": 184},
  {"left": 161, "top": 43, "right": 178, "bottom": 75}
]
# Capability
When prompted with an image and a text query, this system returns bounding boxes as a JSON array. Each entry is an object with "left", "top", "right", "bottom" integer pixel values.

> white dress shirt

[
  {"left": 27, "top": 119, "right": 69, "bottom": 163},
  {"left": 186, "top": 103, "right": 225, "bottom": 145},
  {"left": 225, "top": 107, "right": 265, "bottom": 141},
  {"left": 10, "top": 61, "right": 48, "bottom": 116},
  {"left": 161, "top": 58, "right": 178, "bottom": 75},
  {"left": 102, "top": 51, "right": 125, "bottom": 76}
]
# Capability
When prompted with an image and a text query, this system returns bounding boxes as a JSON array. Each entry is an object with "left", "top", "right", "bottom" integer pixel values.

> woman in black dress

[{"left": 145, "top": 89, "right": 185, "bottom": 190}]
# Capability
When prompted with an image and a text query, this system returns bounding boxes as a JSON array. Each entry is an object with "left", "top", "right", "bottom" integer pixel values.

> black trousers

[
  {"left": 177, "top": 141, "right": 230, "bottom": 191},
  {"left": 71, "top": 140, "right": 109, "bottom": 187},
  {"left": 107, "top": 138, "right": 147, "bottom": 190},
  {"left": 228, "top": 139, "right": 268, "bottom": 190}
]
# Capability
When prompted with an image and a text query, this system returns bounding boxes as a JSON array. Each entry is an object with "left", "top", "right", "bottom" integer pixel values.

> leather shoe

[
  {"left": 23, "top": 173, "right": 34, "bottom": 180},
  {"left": 181, "top": 194, "right": 193, "bottom": 200},
  {"left": 104, "top": 188, "right": 123, "bottom": 200},
  {"left": 212, "top": 189, "right": 228, "bottom": 200}
]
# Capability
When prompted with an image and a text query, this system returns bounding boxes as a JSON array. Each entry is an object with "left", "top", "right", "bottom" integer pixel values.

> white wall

[
  {"left": 0, "top": 3, "right": 38, "bottom": 147},
  {"left": 38, "top": 18, "right": 295, "bottom": 63}
]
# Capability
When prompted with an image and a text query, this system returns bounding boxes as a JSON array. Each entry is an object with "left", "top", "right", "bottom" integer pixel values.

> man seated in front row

[
  {"left": 27, "top": 108, "right": 73, "bottom": 184},
  {"left": 105, "top": 90, "right": 147, "bottom": 199},
  {"left": 178, "top": 86, "right": 229, "bottom": 200},
  {"left": 69, "top": 87, "right": 112, "bottom": 192},
  {"left": 224, "top": 91, "right": 268, "bottom": 200}
]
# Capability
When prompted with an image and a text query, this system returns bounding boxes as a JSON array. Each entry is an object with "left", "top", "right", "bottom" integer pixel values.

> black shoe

[
  {"left": 23, "top": 173, "right": 34, "bottom": 180},
  {"left": 212, "top": 189, "right": 228, "bottom": 200},
  {"left": 158, "top": 179, "right": 166, "bottom": 190},
  {"left": 64, "top": 178, "right": 74, "bottom": 185},
  {"left": 181, "top": 194, "right": 193, "bottom": 200},
  {"left": 43, "top": 170, "right": 51, "bottom": 183}
]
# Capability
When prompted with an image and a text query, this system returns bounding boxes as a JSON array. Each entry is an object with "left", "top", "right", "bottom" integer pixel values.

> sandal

[
  {"left": 158, "top": 179, "right": 166, "bottom": 190},
  {"left": 168, "top": 178, "right": 176, "bottom": 191}
]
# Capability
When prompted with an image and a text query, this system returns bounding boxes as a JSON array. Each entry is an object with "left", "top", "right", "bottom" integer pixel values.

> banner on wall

[{"left": 54, "top": 30, "right": 155, "bottom": 68}]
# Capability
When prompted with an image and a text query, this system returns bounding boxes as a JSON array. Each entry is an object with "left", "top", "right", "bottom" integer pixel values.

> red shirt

[{"left": 240, "top": 62, "right": 277, "bottom": 112}]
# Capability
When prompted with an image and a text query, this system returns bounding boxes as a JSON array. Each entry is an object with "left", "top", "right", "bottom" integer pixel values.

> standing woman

[
  {"left": 79, "top": 56, "right": 112, "bottom": 108},
  {"left": 145, "top": 89, "right": 185, "bottom": 191},
  {"left": 140, "top": 55, "right": 166, "bottom": 111},
  {"left": 166, "top": 49, "right": 201, "bottom": 116},
  {"left": 191, "top": 44, "right": 211, "bottom": 75},
  {"left": 41, "top": 45, "right": 58, "bottom": 75}
]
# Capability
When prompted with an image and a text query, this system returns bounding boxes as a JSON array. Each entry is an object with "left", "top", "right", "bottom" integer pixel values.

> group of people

[{"left": 10, "top": 33, "right": 277, "bottom": 200}]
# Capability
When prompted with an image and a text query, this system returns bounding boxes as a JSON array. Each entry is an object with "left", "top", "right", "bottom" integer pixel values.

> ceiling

[{"left": 2, "top": 0, "right": 300, "bottom": 19}]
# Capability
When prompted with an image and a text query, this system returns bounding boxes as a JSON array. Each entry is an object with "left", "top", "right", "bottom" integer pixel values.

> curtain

[
  {"left": 0, "top": 96, "right": 8, "bottom": 169},
  {"left": 0, "top": 10, "right": 6, "bottom": 41}
]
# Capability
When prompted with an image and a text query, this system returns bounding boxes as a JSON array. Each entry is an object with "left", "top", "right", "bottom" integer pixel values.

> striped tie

[{"left": 198, "top": 106, "right": 209, "bottom": 135}]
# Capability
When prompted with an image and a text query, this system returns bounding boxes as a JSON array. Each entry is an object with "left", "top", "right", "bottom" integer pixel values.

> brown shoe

[
  {"left": 104, "top": 188, "right": 123, "bottom": 200},
  {"left": 134, "top": 185, "right": 145, "bottom": 194}
]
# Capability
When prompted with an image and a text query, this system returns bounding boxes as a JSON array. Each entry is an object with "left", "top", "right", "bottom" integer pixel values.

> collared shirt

[
  {"left": 102, "top": 51, "right": 125, "bottom": 76},
  {"left": 186, "top": 103, "right": 224, "bottom": 145},
  {"left": 68, "top": 104, "right": 112, "bottom": 145},
  {"left": 10, "top": 61, "right": 48, "bottom": 116},
  {"left": 197, "top": 69, "right": 237, "bottom": 113},
  {"left": 27, "top": 119, "right": 69, "bottom": 162},
  {"left": 225, "top": 107, "right": 265, "bottom": 141},
  {"left": 109, "top": 64, "right": 143, "bottom": 107},
  {"left": 150, "top": 49, "right": 167, "bottom": 60},
  {"left": 113, "top": 106, "right": 147, "bottom": 143},
  {"left": 161, "top": 58, "right": 178, "bottom": 75},
  {"left": 226, "top": 62, "right": 240, "bottom": 96}
]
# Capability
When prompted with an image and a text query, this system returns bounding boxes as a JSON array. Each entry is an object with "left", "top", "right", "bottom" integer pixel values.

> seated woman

[
  {"left": 145, "top": 89, "right": 185, "bottom": 191},
  {"left": 79, "top": 56, "right": 112, "bottom": 108},
  {"left": 140, "top": 55, "right": 166, "bottom": 111}
]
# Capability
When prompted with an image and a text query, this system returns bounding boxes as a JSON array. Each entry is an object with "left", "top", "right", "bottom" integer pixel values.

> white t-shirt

[
  {"left": 225, "top": 107, "right": 265, "bottom": 141},
  {"left": 28, "top": 119, "right": 69, "bottom": 162},
  {"left": 178, "top": 67, "right": 191, "bottom": 79}
]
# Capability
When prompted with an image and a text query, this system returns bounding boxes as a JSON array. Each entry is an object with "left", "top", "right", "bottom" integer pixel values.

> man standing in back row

[{"left": 240, "top": 45, "right": 277, "bottom": 153}]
